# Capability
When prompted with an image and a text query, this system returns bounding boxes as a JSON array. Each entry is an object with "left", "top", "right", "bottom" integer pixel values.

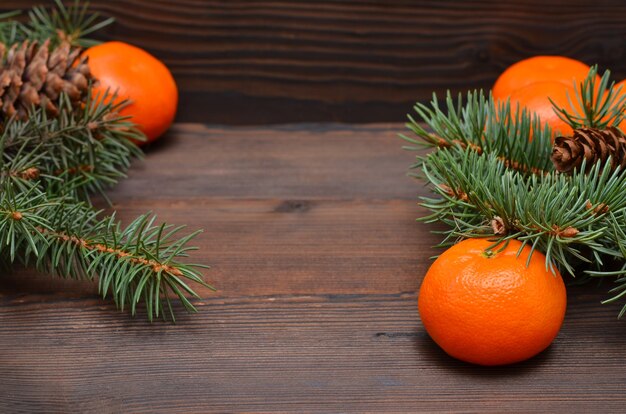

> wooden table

[{"left": 2, "top": 123, "right": 626, "bottom": 413}]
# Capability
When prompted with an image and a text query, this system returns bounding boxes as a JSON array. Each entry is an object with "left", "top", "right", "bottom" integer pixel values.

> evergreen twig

[
  {"left": 0, "top": 0, "right": 113, "bottom": 47},
  {"left": 400, "top": 91, "right": 555, "bottom": 177},
  {"left": 551, "top": 66, "right": 626, "bottom": 130},
  {"left": 404, "top": 67, "right": 626, "bottom": 317},
  {"left": 1, "top": 89, "right": 143, "bottom": 203},
  {"left": 0, "top": 2, "right": 212, "bottom": 321},
  {"left": 0, "top": 179, "right": 213, "bottom": 321}
]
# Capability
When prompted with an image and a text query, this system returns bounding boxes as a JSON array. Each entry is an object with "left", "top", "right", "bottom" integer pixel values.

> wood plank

[
  {"left": 2, "top": 198, "right": 435, "bottom": 298},
  {"left": 112, "top": 123, "right": 419, "bottom": 200},
  {"left": 1, "top": 290, "right": 626, "bottom": 413},
  {"left": 3, "top": 1, "right": 625, "bottom": 123}
]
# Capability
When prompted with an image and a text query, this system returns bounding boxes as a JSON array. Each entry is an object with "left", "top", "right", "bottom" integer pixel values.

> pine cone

[
  {"left": 0, "top": 39, "right": 92, "bottom": 120},
  {"left": 551, "top": 127, "right": 626, "bottom": 174}
]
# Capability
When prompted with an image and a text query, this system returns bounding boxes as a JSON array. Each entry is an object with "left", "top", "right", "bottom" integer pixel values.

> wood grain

[
  {"left": 3, "top": 1, "right": 625, "bottom": 124},
  {"left": 3, "top": 124, "right": 427, "bottom": 298},
  {"left": 1, "top": 198, "right": 431, "bottom": 299},
  {"left": 1, "top": 124, "right": 626, "bottom": 412},
  {"left": 112, "top": 123, "right": 417, "bottom": 200},
  {"left": 2, "top": 290, "right": 626, "bottom": 413}
]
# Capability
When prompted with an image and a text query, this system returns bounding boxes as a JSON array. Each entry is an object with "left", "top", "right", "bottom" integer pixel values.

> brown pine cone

[
  {"left": 551, "top": 127, "right": 626, "bottom": 174},
  {"left": 0, "top": 39, "right": 93, "bottom": 120}
]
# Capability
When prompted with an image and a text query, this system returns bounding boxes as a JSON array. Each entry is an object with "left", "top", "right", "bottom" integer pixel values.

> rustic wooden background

[
  {"left": 3, "top": 0, "right": 626, "bottom": 124},
  {"left": 2, "top": 1, "right": 626, "bottom": 412},
  {"left": 3, "top": 124, "right": 626, "bottom": 413}
]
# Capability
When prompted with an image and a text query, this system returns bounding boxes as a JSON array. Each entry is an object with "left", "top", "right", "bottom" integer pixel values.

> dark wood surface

[
  {"left": 2, "top": 123, "right": 626, "bottom": 413},
  {"left": 3, "top": 1, "right": 626, "bottom": 124}
]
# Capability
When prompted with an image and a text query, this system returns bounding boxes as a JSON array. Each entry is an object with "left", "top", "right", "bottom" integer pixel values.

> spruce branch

[
  {"left": 404, "top": 68, "right": 626, "bottom": 317},
  {"left": 419, "top": 146, "right": 623, "bottom": 275},
  {"left": 1, "top": 178, "right": 214, "bottom": 321},
  {"left": 0, "top": 0, "right": 113, "bottom": 47},
  {"left": 1, "top": 90, "right": 142, "bottom": 203},
  {"left": 0, "top": 1, "right": 213, "bottom": 321},
  {"left": 551, "top": 66, "right": 626, "bottom": 130},
  {"left": 0, "top": 91, "right": 214, "bottom": 321},
  {"left": 400, "top": 90, "right": 555, "bottom": 177}
]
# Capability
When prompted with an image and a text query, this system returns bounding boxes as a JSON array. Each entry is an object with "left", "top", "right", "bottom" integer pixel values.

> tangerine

[
  {"left": 84, "top": 41, "right": 178, "bottom": 144},
  {"left": 418, "top": 238, "right": 566, "bottom": 366},
  {"left": 492, "top": 55, "right": 595, "bottom": 100},
  {"left": 508, "top": 81, "right": 578, "bottom": 137}
]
